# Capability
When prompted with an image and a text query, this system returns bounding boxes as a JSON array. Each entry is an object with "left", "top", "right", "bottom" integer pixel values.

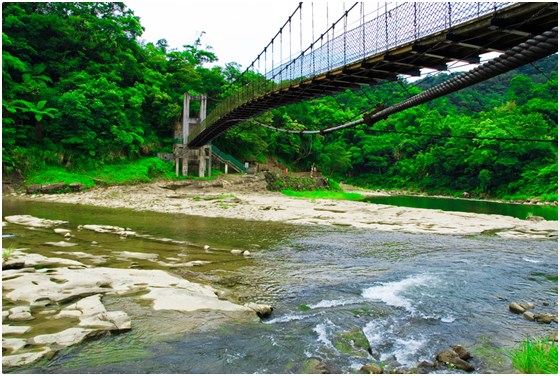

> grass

[
  {"left": 2, "top": 247, "right": 15, "bottom": 260},
  {"left": 511, "top": 337, "right": 558, "bottom": 374},
  {"left": 281, "top": 189, "right": 365, "bottom": 201},
  {"left": 22, "top": 157, "right": 223, "bottom": 189}
]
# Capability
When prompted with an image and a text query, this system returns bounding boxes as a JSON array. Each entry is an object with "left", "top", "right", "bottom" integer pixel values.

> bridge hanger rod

[
  {"left": 250, "top": 26, "right": 558, "bottom": 136},
  {"left": 271, "top": 2, "right": 359, "bottom": 81}
]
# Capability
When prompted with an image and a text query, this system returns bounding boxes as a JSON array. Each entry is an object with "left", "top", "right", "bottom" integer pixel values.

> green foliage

[
  {"left": 1, "top": 1, "right": 557, "bottom": 201},
  {"left": 24, "top": 157, "right": 175, "bottom": 188},
  {"left": 510, "top": 338, "right": 558, "bottom": 374},
  {"left": 281, "top": 189, "right": 364, "bottom": 201}
]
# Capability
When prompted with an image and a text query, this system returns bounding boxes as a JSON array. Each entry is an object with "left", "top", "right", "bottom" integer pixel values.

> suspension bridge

[{"left": 174, "top": 2, "right": 557, "bottom": 176}]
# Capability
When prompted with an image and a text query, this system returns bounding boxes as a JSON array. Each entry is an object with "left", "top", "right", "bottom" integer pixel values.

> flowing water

[{"left": 2, "top": 197, "right": 557, "bottom": 374}]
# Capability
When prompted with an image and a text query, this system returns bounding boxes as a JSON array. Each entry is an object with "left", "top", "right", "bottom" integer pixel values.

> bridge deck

[{"left": 188, "top": 2, "right": 557, "bottom": 147}]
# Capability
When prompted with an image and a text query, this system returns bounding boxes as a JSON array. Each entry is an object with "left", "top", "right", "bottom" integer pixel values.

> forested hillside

[{"left": 2, "top": 2, "right": 558, "bottom": 200}]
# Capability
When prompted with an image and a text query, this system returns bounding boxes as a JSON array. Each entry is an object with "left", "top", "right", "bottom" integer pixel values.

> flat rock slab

[
  {"left": 44, "top": 241, "right": 78, "bottom": 247},
  {"left": 4, "top": 215, "right": 68, "bottom": 228}
]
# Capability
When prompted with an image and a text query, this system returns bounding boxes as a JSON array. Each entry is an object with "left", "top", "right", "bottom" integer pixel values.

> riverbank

[{"left": 7, "top": 174, "right": 558, "bottom": 240}]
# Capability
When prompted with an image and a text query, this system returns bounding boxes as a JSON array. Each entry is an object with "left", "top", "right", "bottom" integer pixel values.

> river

[{"left": 3, "top": 197, "right": 558, "bottom": 373}]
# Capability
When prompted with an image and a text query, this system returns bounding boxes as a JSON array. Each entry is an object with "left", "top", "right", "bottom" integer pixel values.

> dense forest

[{"left": 2, "top": 2, "right": 558, "bottom": 200}]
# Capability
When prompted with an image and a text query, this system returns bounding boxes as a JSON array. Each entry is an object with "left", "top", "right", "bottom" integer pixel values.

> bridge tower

[{"left": 174, "top": 93, "right": 212, "bottom": 177}]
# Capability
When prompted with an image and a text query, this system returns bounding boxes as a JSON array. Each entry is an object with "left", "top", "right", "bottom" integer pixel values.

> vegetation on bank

[
  {"left": 2, "top": 2, "right": 557, "bottom": 202},
  {"left": 23, "top": 157, "right": 176, "bottom": 189},
  {"left": 281, "top": 189, "right": 364, "bottom": 202},
  {"left": 510, "top": 337, "right": 558, "bottom": 374}
]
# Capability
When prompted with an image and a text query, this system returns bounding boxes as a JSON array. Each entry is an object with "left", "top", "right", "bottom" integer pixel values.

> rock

[
  {"left": 68, "top": 182, "right": 84, "bottom": 192},
  {"left": 2, "top": 347, "right": 51, "bottom": 367},
  {"left": 333, "top": 328, "right": 372, "bottom": 357},
  {"left": 243, "top": 250, "right": 251, "bottom": 256},
  {"left": 526, "top": 215, "right": 545, "bottom": 222},
  {"left": 534, "top": 313, "right": 556, "bottom": 324},
  {"left": 301, "top": 358, "right": 330, "bottom": 374},
  {"left": 2, "top": 259, "right": 25, "bottom": 270},
  {"left": 25, "top": 184, "right": 42, "bottom": 194},
  {"left": 245, "top": 302, "right": 273, "bottom": 318},
  {"left": 2, "top": 325, "right": 31, "bottom": 335},
  {"left": 519, "top": 302, "right": 535, "bottom": 310},
  {"left": 54, "top": 228, "right": 72, "bottom": 234},
  {"left": 40, "top": 182, "right": 67, "bottom": 193},
  {"left": 4, "top": 215, "right": 68, "bottom": 228},
  {"left": 44, "top": 241, "right": 78, "bottom": 247},
  {"left": 101, "top": 311, "right": 131, "bottom": 332},
  {"left": 54, "top": 309, "right": 82, "bottom": 319},
  {"left": 8, "top": 306, "right": 34, "bottom": 322},
  {"left": 360, "top": 364, "right": 383, "bottom": 374},
  {"left": 30, "top": 327, "right": 95, "bottom": 348},
  {"left": 549, "top": 332, "right": 558, "bottom": 342},
  {"left": 435, "top": 349, "right": 475, "bottom": 372},
  {"left": 204, "top": 245, "right": 210, "bottom": 251},
  {"left": 522, "top": 311, "right": 535, "bottom": 321},
  {"left": 461, "top": 192, "right": 470, "bottom": 198},
  {"left": 80, "top": 224, "right": 136, "bottom": 237},
  {"left": 416, "top": 360, "right": 435, "bottom": 370},
  {"left": 509, "top": 302, "right": 525, "bottom": 314},
  {"left": 452, "top": 344, "right": 472, "bottom": 360},
  {"left": 230, "top": 249, "right": 243, "bottom": 255},
  {"left": 2, "top": 338, "right": 27, "bottom": 352},
  {"left": 117, "top": 251, "right": 158, "bottom": 260}
]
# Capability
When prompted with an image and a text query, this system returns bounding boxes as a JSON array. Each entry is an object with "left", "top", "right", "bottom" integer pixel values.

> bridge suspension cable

[{"left": 249, "top": 26, "right": 558, "bottom": 136}]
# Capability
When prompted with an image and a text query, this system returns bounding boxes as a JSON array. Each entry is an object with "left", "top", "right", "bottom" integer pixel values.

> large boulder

[
  {"left": 508, "top": 302, "right": 525, "bottom": 314},
  {"left": 244, "top": 302, "right": 273, "bottom": 318},
  {"left": 435, "top": 348, "right": 475, "bottom": 372}
]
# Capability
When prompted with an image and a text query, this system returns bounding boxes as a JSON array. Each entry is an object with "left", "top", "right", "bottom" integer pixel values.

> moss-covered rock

[{"left": 333, "top": 327, "right": 372, "bottom": 357}]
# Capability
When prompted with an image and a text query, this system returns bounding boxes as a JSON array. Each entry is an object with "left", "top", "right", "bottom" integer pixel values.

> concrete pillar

[
  {"left": 198, "top": 153, "right": 206, "bottom": 178},
  {"left": 182, "top": 158, "right": 188, "bottom": 176},
  {"left": 224, "top": 164, "right": 229, "bottom": 174},
  {"left": 182, "top": 93, "right": 190, "bottom": 144}
]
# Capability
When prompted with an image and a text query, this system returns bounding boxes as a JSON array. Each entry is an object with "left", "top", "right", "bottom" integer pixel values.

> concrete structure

[{"left": 174, "top": 94, "right": 212, "bottom": 177}]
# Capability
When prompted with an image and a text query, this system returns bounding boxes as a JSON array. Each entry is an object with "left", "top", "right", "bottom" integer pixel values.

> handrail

[{"left": 211, "top": 145, "right": 246, "bottom": 173}]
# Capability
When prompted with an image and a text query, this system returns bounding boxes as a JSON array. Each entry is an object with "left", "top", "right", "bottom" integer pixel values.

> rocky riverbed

[
  {"left": 2, "top": 215, "right": 271, "bottom": 368},
  {"left": 9, "top": 174, "right": 558, "bottom": 240},
  {"left": 2, "top": 175, "right": 558, "bottom": 371}
]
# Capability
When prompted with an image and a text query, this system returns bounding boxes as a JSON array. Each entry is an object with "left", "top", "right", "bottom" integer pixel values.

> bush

[{"left": 511, "top": 338, "right": 558, "bottom": 374}]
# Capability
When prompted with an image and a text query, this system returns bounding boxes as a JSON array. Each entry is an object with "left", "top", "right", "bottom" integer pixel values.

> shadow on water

[{"left": 3, "top": 197, "right": 558, "bottom": 373}]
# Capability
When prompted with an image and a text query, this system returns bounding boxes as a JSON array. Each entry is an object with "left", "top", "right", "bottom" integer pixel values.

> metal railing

[{"left": 211, "top": 145, "right": 247, "bottom": 173}]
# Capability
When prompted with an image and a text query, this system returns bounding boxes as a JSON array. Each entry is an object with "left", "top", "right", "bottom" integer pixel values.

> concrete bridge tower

[{"left": 174, "top": 93, "right": 211, "bottom": 177}]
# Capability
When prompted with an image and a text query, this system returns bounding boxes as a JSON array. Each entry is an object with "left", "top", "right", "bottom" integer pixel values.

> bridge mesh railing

[{"left": 190, "top": 2, "right": 513, "bottom": 144}]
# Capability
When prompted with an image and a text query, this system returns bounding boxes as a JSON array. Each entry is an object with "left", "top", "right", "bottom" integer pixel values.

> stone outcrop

[
  {"left": 25, "top": 182, "right": 84, "bottom": 194},
  {"left": 2, "top": 249, "right": 257, "bottom": 368},
  {"left": 435, "top": 345, "right": 475, "bottom": 372}
]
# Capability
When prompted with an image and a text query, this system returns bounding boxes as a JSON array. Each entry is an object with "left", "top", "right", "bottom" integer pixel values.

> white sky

[{"left": 127, "top": 0, "right": 303, "bottom": 68}]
